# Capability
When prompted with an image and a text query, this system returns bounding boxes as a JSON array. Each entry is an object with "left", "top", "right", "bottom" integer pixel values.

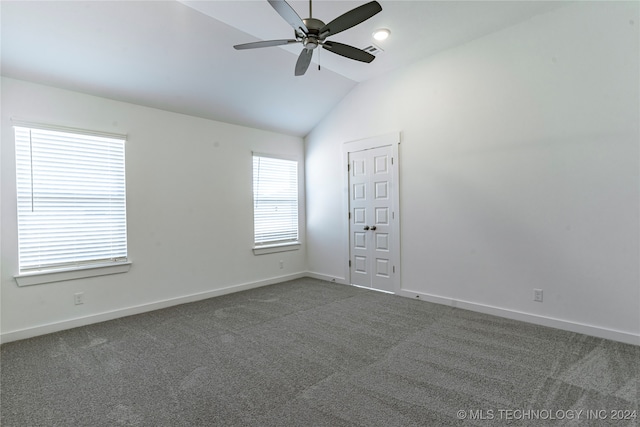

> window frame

[
  {"left": 12, "top": 121, "right": 130, "bottom": 286},
  {"left": 251, "top": 152, "right": 301, "bottom": 255}
]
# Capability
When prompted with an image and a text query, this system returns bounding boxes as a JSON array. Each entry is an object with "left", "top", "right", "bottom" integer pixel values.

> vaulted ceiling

[{"left": 1, "top": 1, "right": 564, "bottom": 137}]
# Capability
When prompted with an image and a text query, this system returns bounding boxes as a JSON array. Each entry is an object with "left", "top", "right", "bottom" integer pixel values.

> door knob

[
  {"left": 370, "top": 226, "right": 377, "bottom": 231},
  {"left": 363, "top": 226, "right": 370, "bottom": 231}
]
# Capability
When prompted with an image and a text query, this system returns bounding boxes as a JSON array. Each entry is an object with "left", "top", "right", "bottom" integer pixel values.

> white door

[{"left": 348, "top": 145, "right": 396, "bottom": 292}]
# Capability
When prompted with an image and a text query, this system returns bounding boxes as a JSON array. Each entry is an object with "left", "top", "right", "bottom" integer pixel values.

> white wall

[
  {"left": 306, "top": 2, "right": 639, "bottom": 344},
  {"left": 1, "top": 77, "right": 307, "bottom": 342}
]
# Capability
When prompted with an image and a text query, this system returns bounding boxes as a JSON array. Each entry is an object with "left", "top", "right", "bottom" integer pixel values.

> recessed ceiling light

[{"left": 372, "top": 28, "right": 390, "bottom": 41}]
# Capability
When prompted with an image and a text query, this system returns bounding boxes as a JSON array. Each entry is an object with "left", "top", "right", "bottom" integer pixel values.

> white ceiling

[{"left": 1, "top": 1, "right": 564, "bottom": 137}]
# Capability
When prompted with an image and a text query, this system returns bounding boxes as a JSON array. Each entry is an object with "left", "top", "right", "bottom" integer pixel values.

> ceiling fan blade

[
  {"left": 234, "top": 39, "right": 299, "bottom": 50},
  {"left": 322, "top": 41, "right": 375, "bottom": 63},
  {"left": 319, "top": 1, "right": 382, "bottom": 38},
  {"left": 295, "top": 48, "right": 313, "bottom": 76},
  {"left": 268, "top": 0, "right": 308, "bottom": 35}
]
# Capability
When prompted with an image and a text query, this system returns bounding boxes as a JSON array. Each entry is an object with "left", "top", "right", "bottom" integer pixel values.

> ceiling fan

[{"left": 234, "top": 0, "right": 382, "bottom": 76}]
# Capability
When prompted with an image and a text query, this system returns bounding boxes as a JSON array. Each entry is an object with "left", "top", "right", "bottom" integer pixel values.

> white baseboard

[
  {"left": 397, "top": 288, "right": 640, "bottom": 346},
  {"left": 0, "top": 272, "right": 306, "bottom": 344},
  {"left": 3, "top": 274, "right": 637, "bottom": 347},
  {"left": 305, "top": 271, "right": 348, "bottom": 285}
]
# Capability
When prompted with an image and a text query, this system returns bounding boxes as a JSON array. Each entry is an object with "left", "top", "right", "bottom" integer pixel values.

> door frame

[{"left": 342, "top": 132, "right": 401, "bottom": 293}]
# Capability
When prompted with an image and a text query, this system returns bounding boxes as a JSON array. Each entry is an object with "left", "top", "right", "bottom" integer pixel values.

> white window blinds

[
  {"left": 14, "top": 125, "right": 128, "bottom": 273},
  {"left": 252, "top": 155, "right": 299, "bottom": 245}
]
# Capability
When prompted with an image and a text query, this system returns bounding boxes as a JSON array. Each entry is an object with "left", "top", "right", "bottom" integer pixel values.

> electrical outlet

[
  {"left": 534, "top": 289, "right": 543, "bottom": 302},
  {"left": 74, "top": 292, "right": 84, "bottom": 305},
  {"left": 279, "top": 260, "right": 284, "bottom": 269}
]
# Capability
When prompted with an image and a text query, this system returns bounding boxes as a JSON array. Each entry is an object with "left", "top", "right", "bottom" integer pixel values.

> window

[
  {"left": 252, "top": 154, "right": 299, "bottom": 254},
  {"left": 14, "top": 123, "right": 129, "bottom": 283}
]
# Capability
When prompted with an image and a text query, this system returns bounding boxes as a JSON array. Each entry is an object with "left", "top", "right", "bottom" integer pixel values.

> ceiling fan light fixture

[{"left": 372, "top": 28, "right": 390, "bottom": 41}]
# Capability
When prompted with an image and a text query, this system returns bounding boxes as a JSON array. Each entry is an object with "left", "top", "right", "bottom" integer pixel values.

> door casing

[{"left": 342, "top": 132, "right": 401, "bottom": 293}]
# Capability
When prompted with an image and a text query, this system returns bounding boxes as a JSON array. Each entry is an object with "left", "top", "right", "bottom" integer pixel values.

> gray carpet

[{"left": 1, "top": 278, "right": 638, "bottom": 426}]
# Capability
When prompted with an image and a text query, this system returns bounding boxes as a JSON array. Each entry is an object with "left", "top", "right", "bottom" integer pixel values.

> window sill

[
  {"left": 15, "top": 262, "right": 132, "bottom": 287},
  {"left": 253, "top": 242, "right": 301, "bottom": 255}
]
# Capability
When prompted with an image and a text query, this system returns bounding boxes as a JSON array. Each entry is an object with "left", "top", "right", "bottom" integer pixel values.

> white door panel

[{"left": 348, "top": 144, "right": 397, "bottom": 293}]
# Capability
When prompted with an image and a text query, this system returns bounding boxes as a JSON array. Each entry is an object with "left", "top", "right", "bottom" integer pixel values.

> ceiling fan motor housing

[{"left": 300, "top": 18, "right": 325, "bottom": 49}]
